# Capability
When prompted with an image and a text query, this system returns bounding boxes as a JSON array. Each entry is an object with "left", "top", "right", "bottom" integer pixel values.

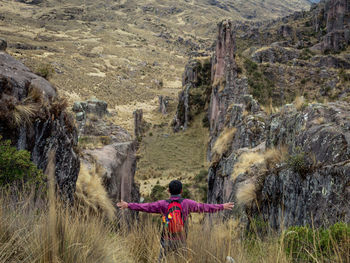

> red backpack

[{"left": 162, "top": 198, "right": 185, "bottom": 238}]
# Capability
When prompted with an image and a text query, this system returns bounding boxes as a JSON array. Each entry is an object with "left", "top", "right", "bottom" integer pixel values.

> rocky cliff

[
  {"left": 0, "top": 46, "right": 79, "bottom": 201},
  {"left": 176, "top": 8, "right": 350, "bottom": 229},
  {"left": 317, "top": 0, "right": 350, "bottom": 52}
]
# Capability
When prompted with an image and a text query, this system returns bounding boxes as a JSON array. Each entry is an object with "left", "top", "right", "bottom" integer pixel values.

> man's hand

[
  {"left": 223, "top": 202, "right": 234, "bottom": 210},
  {"left": 117, "top": 200, "right": 129, "bottom": 210}
]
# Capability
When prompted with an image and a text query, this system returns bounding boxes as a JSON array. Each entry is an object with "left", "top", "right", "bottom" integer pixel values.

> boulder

[
  {"left": 0, "top": 52, "right": 79, "bottom": 202},
  {"left": 73, "top": 98, "right": 108, "bottom": 117},
  {"left": 83, "top": 141, "right": 140, "bottom": 218}
]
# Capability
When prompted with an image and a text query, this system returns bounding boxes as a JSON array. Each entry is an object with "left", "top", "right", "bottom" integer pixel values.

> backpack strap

[{"left": 166, "top": 198, "right": 184, "bottom": 204}]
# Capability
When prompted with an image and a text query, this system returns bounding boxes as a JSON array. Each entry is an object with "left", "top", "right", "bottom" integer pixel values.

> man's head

[{"left": 169, "top": 180, "right": 182, "bottom": 195}]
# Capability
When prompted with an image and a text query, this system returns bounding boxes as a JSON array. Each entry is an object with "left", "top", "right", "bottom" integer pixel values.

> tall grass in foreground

[
  {"left": 0, "top": 151, "right": 348, "bottom": 263},
  {"left": 0, "top": 193, "right": 349, "bottom": 263}
]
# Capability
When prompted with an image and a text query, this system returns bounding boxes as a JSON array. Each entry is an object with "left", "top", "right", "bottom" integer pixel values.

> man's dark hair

[{"left": 169, "top": 180, "right": 182, "bottom": 195}]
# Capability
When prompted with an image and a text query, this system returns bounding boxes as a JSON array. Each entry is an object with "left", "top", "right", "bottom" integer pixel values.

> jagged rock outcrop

[
  {"left": 73, "top": 98, "right": 108, "bottom": 117},
  {"left": 173, "top": 59, "right": 211, "bottom": 132},
  {"left": 259, "top": 102, "right": 350, "bottom": 228},
  {"left": 204, "top": 20, "right": 350, "bottom": 229},
  {"left": 158, "top": 95, "right": 169, "bottom": 115},
  {"left": 0, "top": 51, "right": 79, "bottom": 201},
  {"left": 207, "top": 21, "right": 266, "bottom": 206},
  {"left": 133, "top": 109, "right": 146, "bottom": 141},
  {"left": 313, "top": 0, "right": 350, "bottom": 52}
]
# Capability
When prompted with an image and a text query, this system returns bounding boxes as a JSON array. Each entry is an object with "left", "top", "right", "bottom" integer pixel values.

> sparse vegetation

[
  {"left": 244, "top": 59, "right": 275, "bottom": 105},
  {"left": 148, "top": 184, "right": 167, "bottom": 201},
  {"left": 293, "top": 96, "right": 308, "bottom": 111},
  {"left": 78, "top": 135, "right": 112, "bottom": 149},
  {"left": 299, "top": 48, "right": 314, "bottom": 60}
]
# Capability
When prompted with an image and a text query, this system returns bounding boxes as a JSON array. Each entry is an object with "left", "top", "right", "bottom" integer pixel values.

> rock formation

[
  {"left": 133, "top": 109, "right": 145, "bottom": 141},
  {"left": 196, "top": 18, "right": 350, "bottom": 229},
  {"left": 158, "top": 95, "right": 169, "bottom": 115},
  {"left": 0, "top": 51, "right": 79, "bottom": 202},
  {"left": 78, "top": 100, "right": 140, "bottom": 217},
  {"left": 313, "top": 0, "right": 350, "bottom": 52},
  {"left": 173, "top": 59, "right": 211, "bottom": 132}
]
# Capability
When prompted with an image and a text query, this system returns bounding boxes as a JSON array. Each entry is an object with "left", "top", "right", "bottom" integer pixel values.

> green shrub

[
  {"left": 339, "top": 69, "right": 350, "bottom": 82},
  {"left": 244, "top": 59, "right": 274, "bottom": 105},
  {"left": 0, "top": 136, "right": 43, "bottom": 187},
  {"left": 244, "top": 59, "right": 258, "bottom": 74},
  {"left": 149, "top": 184, "right": 167, "bottom": 201},
  {"left": 284, "top": 223, "right": 350, "bottom": 262},
  {"left": 287, "top": 147, "right": 309, "bottom": 176}
]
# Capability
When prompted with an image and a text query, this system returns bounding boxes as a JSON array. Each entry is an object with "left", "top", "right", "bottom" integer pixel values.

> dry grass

[
  {"left": 75, "top": 163, "right": 116, "bottom": 221},
  {"left": 1, "top": 188, "right": 347, "bottom": 263},
  {"left": 12, "top": 103, "right": 38, "bottom": 126},
  {"left": 236, "top": 181, "right": 257, "bottom": 206},
  {"left": 261, "top": 99, "right": 281, "bottom": 115},
  {"left": 0, "top": 155, "right": 131, "bottom": 263},
  {"left": 232, "top": 151, "right": 265, "bottom": 181},
  {"left": 232, "top": 147, "right": 288, "bottom": 181},
  {"left": 293, "top": 96, "right": 306, "bottom": 111},
  {"left": 212, "top": 127, "right": 237, "bottom": 157}
]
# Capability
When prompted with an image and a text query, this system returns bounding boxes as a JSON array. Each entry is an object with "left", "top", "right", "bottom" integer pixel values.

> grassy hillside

[{"left": 0, "top": 0, "right": 311, "bottom": 109}]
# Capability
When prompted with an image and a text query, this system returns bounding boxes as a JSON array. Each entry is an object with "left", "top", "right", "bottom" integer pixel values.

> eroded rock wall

[
  {"left": 0, "top": 51, "right": 79, "bottom": 201},
  {"left": 205, "top": 20, "right": 350, "bottom": 229}
]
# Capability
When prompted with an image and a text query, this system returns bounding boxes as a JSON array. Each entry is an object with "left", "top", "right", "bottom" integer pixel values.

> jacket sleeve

[
  {"left": 127, "top": 201, "right": 163, "bottom": 213},
  {"left": 186, "top": 199, "right": 224, "bottom": 213}
]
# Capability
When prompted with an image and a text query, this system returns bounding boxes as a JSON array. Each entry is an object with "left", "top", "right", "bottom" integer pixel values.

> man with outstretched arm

[{"left": 117, "top": 180, "right": 234, "bottom": 262}]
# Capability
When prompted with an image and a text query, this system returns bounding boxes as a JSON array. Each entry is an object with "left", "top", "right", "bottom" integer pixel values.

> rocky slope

[
  {"left": 175, "top": 0, "right": 350, "bottom": 229},
  {"left": 0, "top": 42, "right": 79, "bottom": 201}
]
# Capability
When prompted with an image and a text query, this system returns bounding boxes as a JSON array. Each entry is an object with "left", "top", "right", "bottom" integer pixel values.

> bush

[
  {"left": 0, "top": 136, "right": 43, "bottom": 186},
  {"left": 244, "top": 59, "right": 274, "bottom": 105},
  {"left": 284, "top": 223, "right": 350, "bottom": 262},
  {"left": 287, "top": 147, "right": 309, "bottom": 176},
  {"left": 149, "top": 184, "right": 167, "bottom": 201}
]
